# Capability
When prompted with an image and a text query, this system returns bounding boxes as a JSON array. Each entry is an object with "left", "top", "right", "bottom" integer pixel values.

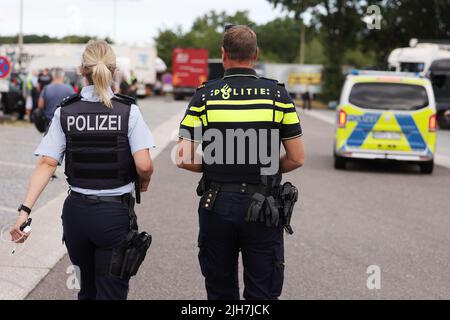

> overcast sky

[{"left": 1, "top": 0, "right": 287, "bottom": 45}]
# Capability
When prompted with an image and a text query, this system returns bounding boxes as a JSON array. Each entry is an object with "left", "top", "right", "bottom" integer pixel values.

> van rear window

[{"left": 349, "top": 83, "right": 429, "bottom": 110}]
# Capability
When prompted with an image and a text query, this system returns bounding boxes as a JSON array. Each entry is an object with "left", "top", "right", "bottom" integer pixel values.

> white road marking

[
  {"left": 0, "top": 206, "right": 18, "bottom": 214},
  {"left": 0, "top": 139, "right": 39, "bottom": 147},
  {"left": 150, "top": 109, "right": 185, "bottom": 159},
  {"left": 0, "top": 160, "right": 64, "bottom": 174},
  {"left": 0, "top": 161, "right": 35, "bottom": 170},
  {"left": 305, "top": 109, "right": 450, "bottom": 170}
]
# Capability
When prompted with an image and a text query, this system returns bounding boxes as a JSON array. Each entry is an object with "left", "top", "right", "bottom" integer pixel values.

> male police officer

[{"left": 176, "top": 25, "right": 305, "bottom": 300}]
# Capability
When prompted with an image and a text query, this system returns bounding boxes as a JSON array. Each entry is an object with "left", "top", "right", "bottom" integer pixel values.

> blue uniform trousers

[
  {"left": 198, "top": 192, "right": 284, "bottom": 300},
  {"left": 62, "top": 194, "right": 130, "bottom": 300}
]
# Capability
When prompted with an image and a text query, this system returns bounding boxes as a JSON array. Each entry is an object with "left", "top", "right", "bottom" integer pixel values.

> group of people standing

[
  {"left": 118, "top": 73, "right": 138, "bottom": 99},
  {"left": 20, "top": 66, "right": 140, "bottom": 128},
  {"left": 24, "top": 68, "right": 72, "bottom": 122}
]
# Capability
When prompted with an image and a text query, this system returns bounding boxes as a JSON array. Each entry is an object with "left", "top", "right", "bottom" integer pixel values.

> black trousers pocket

[{"left": 270, "top": 249, "right": 285, "bottom": 299}]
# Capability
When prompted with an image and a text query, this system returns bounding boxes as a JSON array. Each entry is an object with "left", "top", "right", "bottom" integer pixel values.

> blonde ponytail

[
  {"left": 81, "top": 40, "right": 116, "bottom": 108},
  {"left": 92, "top": 61, "right": 113, "bottom": 107}
]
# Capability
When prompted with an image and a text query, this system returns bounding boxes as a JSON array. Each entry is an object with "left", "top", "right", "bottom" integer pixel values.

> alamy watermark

[
  {"left": 66, "top": 264, "right": 81, "bottom": 290},
  {"left": 177, "top": 127, "right": 281, "bottom": 175},
  {"left": 364, "top": 5, "right": 382, "bottom": 30},
  {"left": 366, "top": 265, "right": 381, "bottom": 290}
]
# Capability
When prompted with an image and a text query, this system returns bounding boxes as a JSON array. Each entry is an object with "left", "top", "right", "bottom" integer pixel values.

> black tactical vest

[
  {"left": 60, "top": 94, "right": 137, "bottom": 190},
  {"left": 202, "top": 77, "right": 282, "bottom": 185}
]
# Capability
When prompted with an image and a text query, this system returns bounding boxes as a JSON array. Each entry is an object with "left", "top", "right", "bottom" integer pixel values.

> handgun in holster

[
  {"left": 109, "top": 180, "right": 152, "bottom": 280},
  {"left": 110, "top": 229, "right": 152, "bottom": 279},
  {"left": 279, "top": 182, "right": 299, "bottom": 235},
  {"left": 196, "top": 176, "right": 207, "bottom": 196}
]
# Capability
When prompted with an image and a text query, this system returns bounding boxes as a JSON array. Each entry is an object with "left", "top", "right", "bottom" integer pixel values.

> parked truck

[{"left": 172, "top": 48, "right": 208, "bottom": 100}]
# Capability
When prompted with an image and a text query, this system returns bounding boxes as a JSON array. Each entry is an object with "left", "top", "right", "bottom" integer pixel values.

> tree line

[
  {"left": 1, "top": 1, "right": 448, "bottom": 100},
  {"left": 0, "top": 34, "right": 113, "bottom": 44},
  {"left": 155, "top": 0, "right": 450, "bottom": 100}
]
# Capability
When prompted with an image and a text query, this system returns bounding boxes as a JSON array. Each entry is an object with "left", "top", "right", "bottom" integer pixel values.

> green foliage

[
  {"left": 268, "top": 0, "right": 369, "bottom": 100},
  {"left": 154, "top": 28, "right": 186, "bottom": 71},
  {"left": 5, "top": 1, "right": 446, "bottom": 101},
  {"left": 154, "top": 10, "right": 255, "bottom": 68},
  {"left": 362, "top": 0, "right": 450, "bottom": 64},
  {"left": 154, "top": 11, "right": 328, "bottom": 68},
  {"left": 303, "top": 37, "right": 325, "bottom": 64},
  {"left": 267, "top": 0, "right": 323, "bottom": 19},
  {"left": 323, "top": 63, "right": 344, "bottom": 102},
  {"left": 255, "top": 17, "right": 301, "bottom": 63},
  {"left": 0, "top": 34, "right": 113, "bottom": 45},
  {"left": 344, "top": 48, "right": 376, "bottom": 68},
  {"left": 152, "top": 5, "right": 380, "bottom": 100},
  {"left": 60, "top": 35, "right": 93, "bottom": 43}
]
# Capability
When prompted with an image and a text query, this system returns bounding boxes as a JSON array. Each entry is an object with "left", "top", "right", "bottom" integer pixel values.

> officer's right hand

[
  {"left": 141, "top": 178, "right": 150, "bottom": 192},
  {"left": 10, "top": 212, "right": 30, "bottom": 243},
  {"left": 133, "top": 150, "right": 153, "bottom": 191}
]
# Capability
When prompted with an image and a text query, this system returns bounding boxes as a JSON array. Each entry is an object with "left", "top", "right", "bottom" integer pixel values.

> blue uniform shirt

[
  {"left": 40, "top": 83, "right": 75, "bottom": 122},
  {"left": 34, "top": 85, "right": 155, "bottom": 196}
]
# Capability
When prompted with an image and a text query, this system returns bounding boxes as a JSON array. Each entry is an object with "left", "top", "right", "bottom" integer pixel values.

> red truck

[{"left": 172, "top": 48, "right": 208, "bottom": 100}]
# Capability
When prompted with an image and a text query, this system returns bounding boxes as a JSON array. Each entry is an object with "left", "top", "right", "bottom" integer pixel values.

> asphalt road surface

[{"left": 2, "top": 98, "right": 449, "bottom": 299}]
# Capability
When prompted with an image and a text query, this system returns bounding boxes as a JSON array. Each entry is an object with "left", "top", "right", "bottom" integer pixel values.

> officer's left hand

[{"left": 10, "top": 212, "right": 31, "bottom": 243}]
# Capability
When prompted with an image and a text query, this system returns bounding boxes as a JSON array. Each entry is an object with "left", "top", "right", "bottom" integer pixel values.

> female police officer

[{"left": 10, "top": 40, "right": 155, "bottom": 300}]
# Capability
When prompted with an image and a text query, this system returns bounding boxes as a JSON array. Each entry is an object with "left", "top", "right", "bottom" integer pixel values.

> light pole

[
  {"left": 296, "top": 3, "right": 305, "bottom": 66},
  {"left": 94, "top": 0, "right": 141, "bottom": 44},
  {"left": 299, "top": 21, "right": 305, "bottom": 65},
  {"left": 18, "top": 0, "right": 24, "bottom": 68},
  {"left": 113, "top": 0, "right": 117, "bottom": 43}
]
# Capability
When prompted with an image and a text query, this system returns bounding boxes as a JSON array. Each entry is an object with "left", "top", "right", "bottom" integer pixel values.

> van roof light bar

[{"left": 349, "top": 69, "right": 422, "bottom": 78}]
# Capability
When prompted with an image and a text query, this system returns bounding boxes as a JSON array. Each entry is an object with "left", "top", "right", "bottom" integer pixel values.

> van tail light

[
  {"left": 429, "top": 114, "right": 437, "bottom": 132},
  {"left": 338, "top": 109, "right": 347, "bottom": 128}
]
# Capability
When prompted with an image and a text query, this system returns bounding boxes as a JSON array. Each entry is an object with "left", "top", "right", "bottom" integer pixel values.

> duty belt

[
  {"left": 198, "top": 179, "right": 274, "bottom": 206},
  {"left": 208, "top": 181, "right": 273, "bottom": 195},
  {"left": 197, "top": 178, "right": 298, "bottom": 234},
  {"left": 69, "top": 190, "right": 137, "bottom": 230}
]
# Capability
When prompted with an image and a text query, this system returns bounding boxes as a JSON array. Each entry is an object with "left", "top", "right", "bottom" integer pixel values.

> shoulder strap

[
  {"left": 260, "top": 76, "right": 285, "bottom": 87},
  {"left": 112, "top": 93, "right": 136, "bottom": 106},
  {"left": 196, "top": 83, "right": 206, "bottom": 91},
  {"left": 59, "top": 94, "right": 81, "bottom": 108},
  {"left": 200, "top": 78, "right": 223, "bottom": 90}
]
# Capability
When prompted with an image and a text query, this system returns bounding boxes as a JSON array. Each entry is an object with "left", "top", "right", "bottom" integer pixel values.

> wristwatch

[{"left": 18, "top": 204, "right": 32, "bottom": 216}]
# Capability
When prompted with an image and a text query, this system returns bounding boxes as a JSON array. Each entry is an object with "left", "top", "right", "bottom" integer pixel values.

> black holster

[
  {"left": 246, "top": 181, "right": 299, "bottom": 234},
  {"left": 109, "top": 195, "right": 152, "bottom": 280},
  {"left": 278, "top": 182, "right": 299, "bottom": 235},
  {"left": 246, "top": 192, "right": 280, "bottom": 228},
  {"left": 196, "top": 176, "right": 207, "bottom": 196}
]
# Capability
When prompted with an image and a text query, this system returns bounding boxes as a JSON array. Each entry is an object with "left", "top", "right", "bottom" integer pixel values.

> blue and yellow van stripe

[{"left": 337, "top": 104, "right": 435, "bottom": 154}]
